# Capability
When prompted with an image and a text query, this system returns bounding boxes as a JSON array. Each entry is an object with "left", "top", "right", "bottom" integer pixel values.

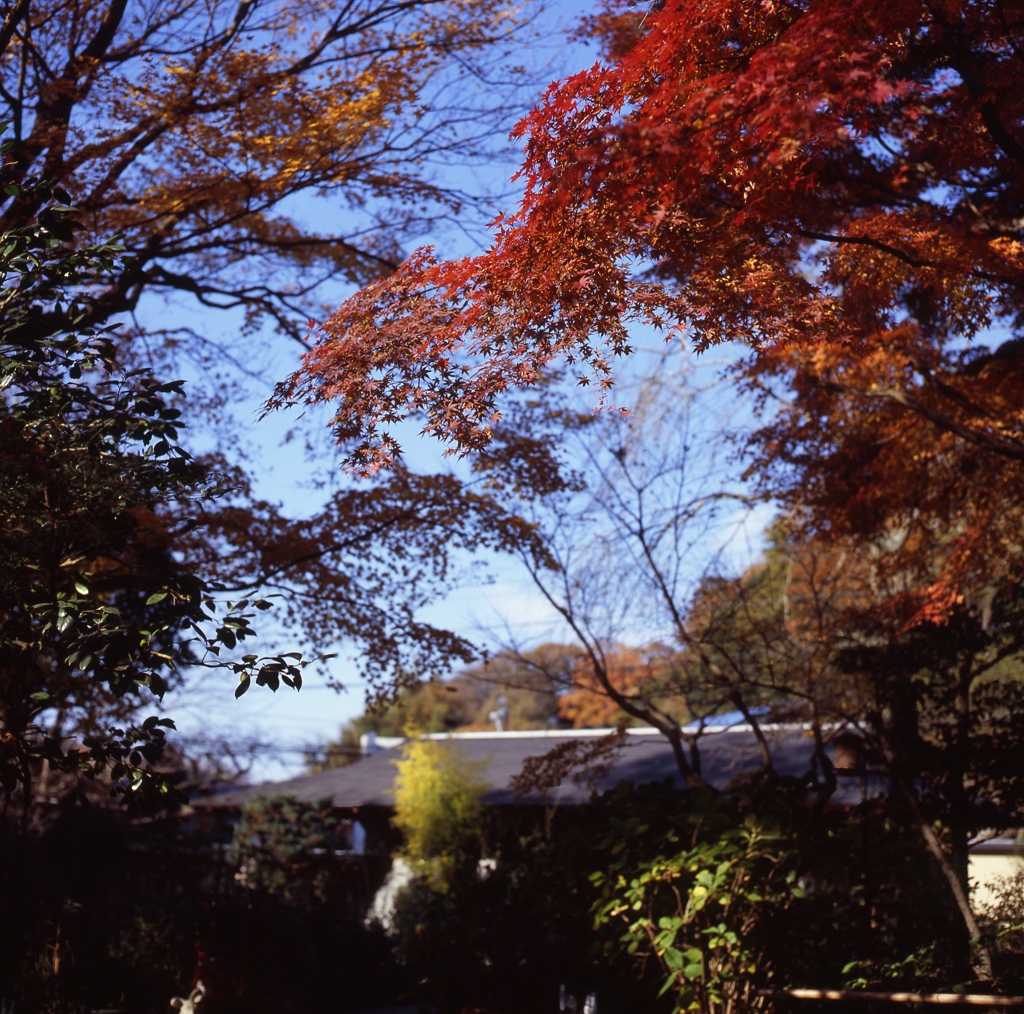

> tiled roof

[{"left": 197, "top": 725, "right": 851, "bottom": 809}]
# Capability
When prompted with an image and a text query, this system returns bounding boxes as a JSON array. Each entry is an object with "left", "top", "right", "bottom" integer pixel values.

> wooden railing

[{"left": 758, "top": 990, "right": 1024, "bottom": 1006}]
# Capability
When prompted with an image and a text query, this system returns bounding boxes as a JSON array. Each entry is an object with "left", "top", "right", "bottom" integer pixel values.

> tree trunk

[{"left": 893, "top": 773, "right": 993, "bottom": 982}]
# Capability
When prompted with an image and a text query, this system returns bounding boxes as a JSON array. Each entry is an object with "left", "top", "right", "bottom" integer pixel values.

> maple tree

[
  {"left": 280, "top": 0, "right": 1024, "bottom": 498},
  {"left": 178, "top": 464, "right": 549, "bottom": 706},
  {"left": 482, "top": 414, "right": 829, "bottom": 789},
  {"left": 0, "top": 0, "right": 532, "bottom": 347},
  {"left": 741, "top": 331, "right": 1024, "bottom": 619}
]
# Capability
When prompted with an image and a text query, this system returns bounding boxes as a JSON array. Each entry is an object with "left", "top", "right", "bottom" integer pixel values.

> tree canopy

[
  {"left": 0, "top": 0, "right": 532, "bottom": 342},
  {"left": 279, "top": 0, "right": 1024, "bottom": 477},
  {"left": 0, "top": 0, "right": 562, "bottom": 715},
  {"left": 0, "top": 179, "right": 327, "bottom": 823},
  {"left": 742, "top": 327, "right": 1024, "bottom": 619}
]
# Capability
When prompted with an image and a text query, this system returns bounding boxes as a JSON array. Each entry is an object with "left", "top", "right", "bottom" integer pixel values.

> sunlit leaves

[
  {"left": 591, "top": 797, "right": 800, "bottom": 1014},
  {"left": 283, "top": 0, "right": 1024, "bottom": 493},
  {"left": 0, "top": 0, "right": 534, "bottom": 342}
]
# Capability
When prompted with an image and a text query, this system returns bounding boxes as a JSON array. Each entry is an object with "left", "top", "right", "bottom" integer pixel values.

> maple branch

[
  {"left": 141, "top": 266, "right": 309, "bottom": 342},
  {"left": 0, "top": 0, "right": 28, "bottom": 59},
  {"left": 911, "top": 367, "right": 994, "bottom": 422},
  {"left": 102, "top": 3, "right": 207, "bottom": 64},
  {"left": 952, "top": 49, "right": 1024, "bottom": 167},
  {"left": 63, "top": 115, "right": 164, "bottom": 175},
  {"left": 811, "top": 376, "right": 1024, "bottom": 463},
  {"left": 794, "top": 228, "right": 927, "bottom": 269},
  {"left": 997, "top": 0, "right": 1024, "bottom": 69},
  {"left": 980, "top": 100, "right": 1024, "bottom": 167},
  {"left": 926, "top": 0, "right": 1024, "bottom": 166},
  {"left": 252, "top": 508, "right": 424, "bottom": 586},
  {"left": 220, "top": 0, "right": 255, "bottom": 50}
]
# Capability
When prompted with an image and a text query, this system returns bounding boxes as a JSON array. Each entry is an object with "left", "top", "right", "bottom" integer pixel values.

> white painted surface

[
  {"left": 971, "top": 851, "right": 1023, "bottom": 911},
  {"left": 367, "top": 857, "right": 415, "bottom": 933}
]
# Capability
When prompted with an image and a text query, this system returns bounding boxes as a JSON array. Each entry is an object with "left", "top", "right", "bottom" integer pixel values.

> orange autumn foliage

[
  {"left": 557, "top": 647, "right": 684, "bottom": 728},
  {"left": 0, "top": 0, "right": 530, "bottom": 338},
  {"left": 281, "top": 0, "right": 1024, "bottom": 474},
  {"left": 743, "top": 329, "right": 1024, "bottom": 619}
]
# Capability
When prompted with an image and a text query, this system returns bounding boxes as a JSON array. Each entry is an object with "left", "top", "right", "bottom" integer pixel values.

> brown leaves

[
  {"left": 509, "top": 725, "right": 627, "bottom": 803},
  {"left": 742, "top": 323, "right": 1024, "bottom": 619},
  {"left": 171, "top": 464, "right": 555, "bottom": 704}
]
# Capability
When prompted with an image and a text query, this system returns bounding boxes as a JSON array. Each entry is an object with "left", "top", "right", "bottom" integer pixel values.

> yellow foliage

[
  {"left": 0, "top": 0, "right": 532, "bottom": 341},
  {"left": 392, "top": 738, "right": 487, "bottom": 884}
]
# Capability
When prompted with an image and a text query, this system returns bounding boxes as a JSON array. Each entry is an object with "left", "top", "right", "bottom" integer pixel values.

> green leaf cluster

[
  {"left": 0, "top": 161, "right": 317, "bottom": 818},
  {"left": 590, "top": 794, "right": 801, "bottom": 1014}
]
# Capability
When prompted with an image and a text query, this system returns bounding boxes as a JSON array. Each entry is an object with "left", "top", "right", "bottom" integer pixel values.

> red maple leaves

[{"left": 275, "top": 0, "right": 1024, "bottom": 612}]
